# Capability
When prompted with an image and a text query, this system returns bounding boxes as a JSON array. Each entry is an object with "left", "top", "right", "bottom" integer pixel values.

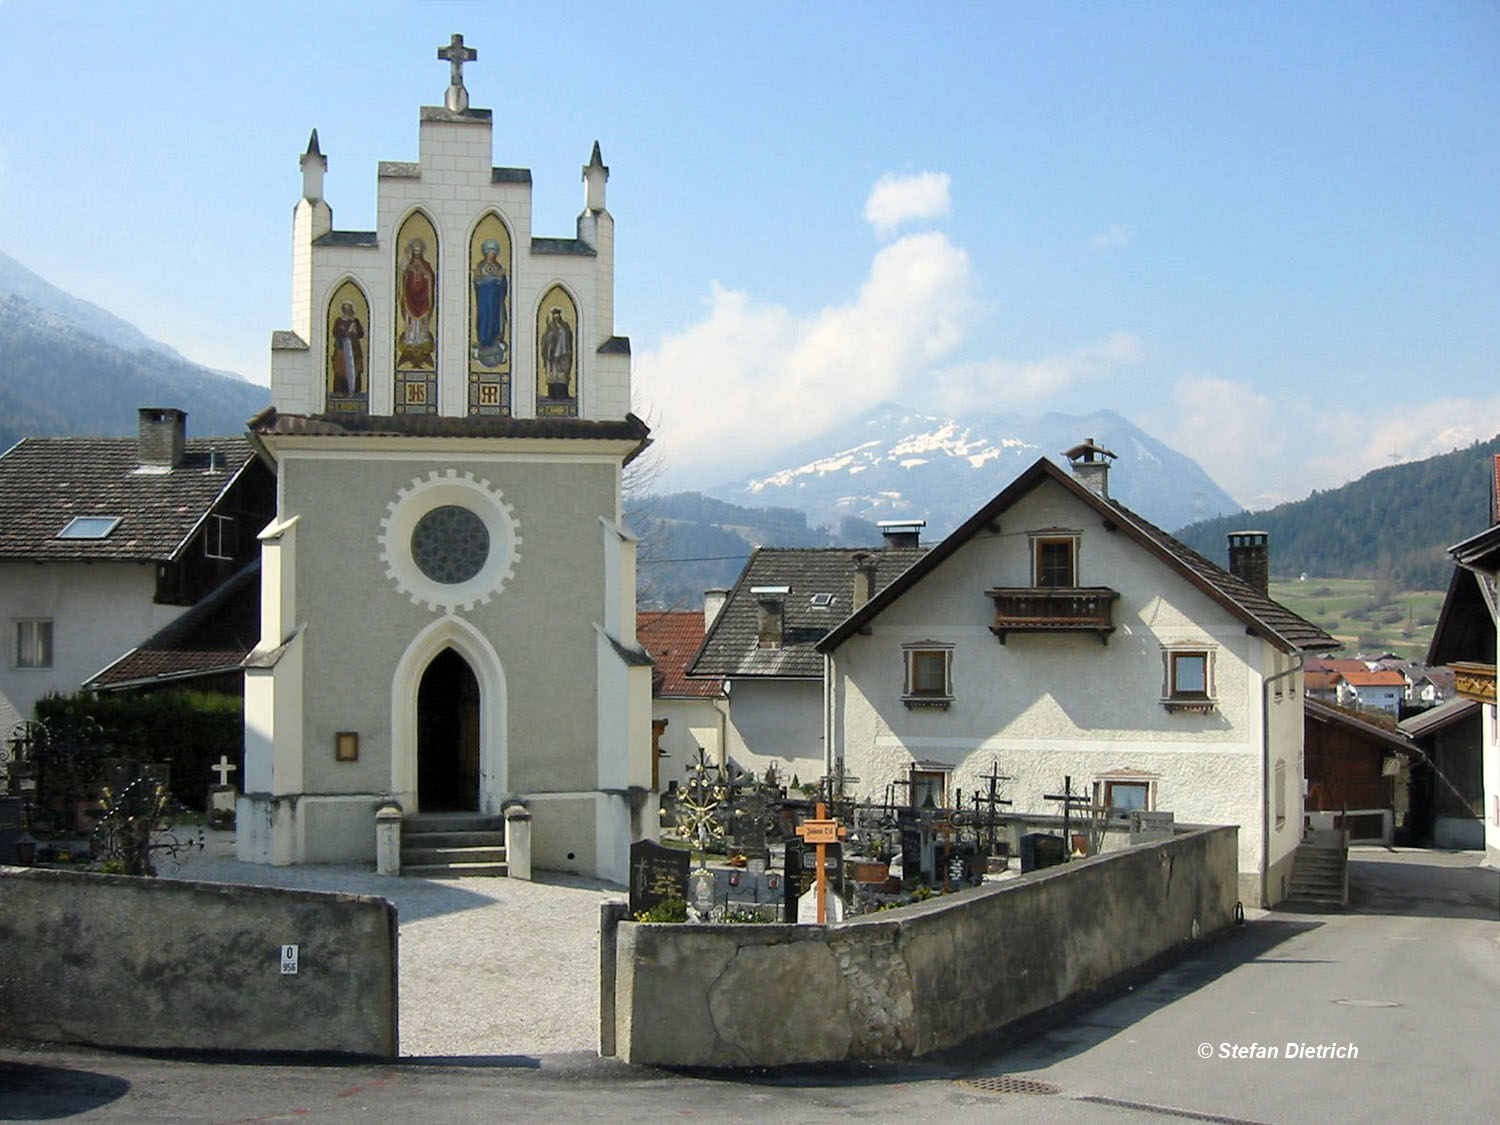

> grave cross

[
  {"left": 795, "top": 802, "right": 847, "bottom": 924},
  {"left": 974, "top": 760, "right": 1014, "bottom": 853},
  {"left": 211, "top": 755, "right": 237, "bottom": 788},
  {"left": 1042, "top": 774, "right": 1094, "bottom": 863},
  {"left": 437, "top": 33, "right": 478, "bottom": 112}
]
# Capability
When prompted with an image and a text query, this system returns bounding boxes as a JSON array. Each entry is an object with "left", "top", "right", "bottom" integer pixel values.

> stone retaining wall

[
  {"left": 0, "top": 866, "right": 397, "bottom": 1057},
  {"left": 609, "top": 824, "right": 1237, "bottom": 1067}
]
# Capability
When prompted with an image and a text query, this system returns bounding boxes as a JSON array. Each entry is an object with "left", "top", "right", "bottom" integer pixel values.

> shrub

[{"left": 634, "top": 896, "right": 688, "bottom": 923}]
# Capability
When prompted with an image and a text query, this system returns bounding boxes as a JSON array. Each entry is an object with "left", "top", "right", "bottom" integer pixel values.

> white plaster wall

[
  {"left": 0, "top": 562, "right": 186, "bottom": 726},
  {"left": 724, "top": 678, "right": 824, "bottom": 786},
  {"left": 278, "top": 109, "right": 625, "bottom": 423},
  {"left": 829, "top": 478, "right": 1285, "bottom": 889},
  {"left": 655, "top": 697, "right": 728, "bottom": 788}
]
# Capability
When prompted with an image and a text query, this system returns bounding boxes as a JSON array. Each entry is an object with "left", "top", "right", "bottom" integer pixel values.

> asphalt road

[{"left": 3, "top": 848, "right": 1496, "bottom": 1123}]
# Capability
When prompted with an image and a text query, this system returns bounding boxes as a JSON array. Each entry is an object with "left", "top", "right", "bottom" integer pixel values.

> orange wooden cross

[{"left": 795, "top": 802, "right": 847, "bottom": 923}]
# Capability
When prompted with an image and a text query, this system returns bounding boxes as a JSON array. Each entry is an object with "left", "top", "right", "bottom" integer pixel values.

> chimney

[
  {"left": 852, "top": 552, "right": 878, "bottom": 610},
  {"left": 878, "top": 520, "right": 925, "bottom": 550},
  {"left": 703, "top": 588, "right": 728, "bottom": 628},
  {"left": 1064, "top": 437, "right": 1116, "bottom": 499},
  {"left": 751, "top": 586, "right": 788, "bottom": 649},
  {"left": 138, "top": 407, "right": 187, "bottom": 469},
  {"left": 1227, "top": 531, "right": 1270, "bottom": 595}
]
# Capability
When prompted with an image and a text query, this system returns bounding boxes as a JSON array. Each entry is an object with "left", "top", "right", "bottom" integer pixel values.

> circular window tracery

[{"left": 411, "top": 505, "right": 490, "bottom": 584}]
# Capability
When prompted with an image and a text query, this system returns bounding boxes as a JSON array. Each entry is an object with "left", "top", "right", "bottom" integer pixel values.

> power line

[{"left": 638, "top": 553, "right": 754, "bottom": 565}]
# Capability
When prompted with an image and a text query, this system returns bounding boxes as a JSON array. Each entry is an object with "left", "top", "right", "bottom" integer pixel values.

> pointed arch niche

[
  {"left": 391, "top": 615, "right": 508, "bottom": 814},
  {"left": 467, "top": 211, "right": 513, "bottom": 417},
  {"left": 324, "top": 278, "right": 370, "bottom": 414},
  {"left": 393, "top": 210, "right": 439, "bottom": 414},
  {"left": 535, "top": 285, "right": 579, "bottom": 417}
]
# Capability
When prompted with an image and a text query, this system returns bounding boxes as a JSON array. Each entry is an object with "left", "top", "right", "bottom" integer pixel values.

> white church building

[{"left": 238, "top": 37, "right": 654, "bottom": 883}]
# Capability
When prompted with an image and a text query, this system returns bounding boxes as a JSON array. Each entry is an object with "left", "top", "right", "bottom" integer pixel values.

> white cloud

[
  {"left": 929, "top": 332, "right": 1145, "bottom": 413},
  {"left": 863, "top": 171, "right": 952, "bottom": 236},
  {"left": 1150, "top": 374, "right": 1500, "bottom": 510},
  {"left": 1092, "top": 223, "right": 1134, "bottom": 249},
  {"left": 636, "top": 230, "right": 976, "bottom": 483}
]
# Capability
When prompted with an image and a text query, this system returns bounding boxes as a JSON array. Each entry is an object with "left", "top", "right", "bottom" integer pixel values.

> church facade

[{"left": 238, "top": 39, "right": 654, "bottom": 883}]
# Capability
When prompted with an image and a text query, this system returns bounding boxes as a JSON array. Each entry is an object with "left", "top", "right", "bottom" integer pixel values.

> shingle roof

[
  {"left": 1398, "top": 695, "right": 1480, "bottom": 738},
  {"left": 1305, "top": 698, "right": 1415, "bottom": 755},
  {"left": 251, "top": 408, "right": 650, "bottom": 459},
  {"left": 819, "top": 458, "right": 1337, "bottom": 655},
  {"left": 690, "top": 547, "right": 926, "bottom": 679},
  {"left": 87, "top": 560, "right": 261, "bottom": 690},
  {"left": 0, "top": 436, "right": 257, "bottom": 561},
  {"left": 639, "top": 612, "right": 724, "bottom": 698}
]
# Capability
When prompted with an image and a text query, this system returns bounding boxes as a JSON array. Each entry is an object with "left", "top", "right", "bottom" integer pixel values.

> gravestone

[
  {"left": 783, "top": 838, "right": 843, "bottom": 921},
  {"left": 1129, "top": 810, "right": 1175, "bottom": 845},
  {"left": 628, "top": 839, "right": 690, "bottom": 917},
  {"left": 1019, "top": 832, "right": 1066, "bottom": 872},
  {"left": 0, "top": 796, "right": 22, "bottom": 864},
  {"left": 207, "top": 755, "right": 238, "bottom": 828}
]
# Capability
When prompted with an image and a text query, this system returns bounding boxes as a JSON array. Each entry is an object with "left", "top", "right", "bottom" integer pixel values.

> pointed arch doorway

[{"left": 417, "top": 647, "right": 481, "bottom": 812}]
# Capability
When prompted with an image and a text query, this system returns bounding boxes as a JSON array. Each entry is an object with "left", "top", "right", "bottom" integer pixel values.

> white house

[
  {"left": 0, "top": 408, "right": 272, "bottom": 733},
  {"left": 237, "top": 39, "right": 654, "bottom": 883},
  {"left": 816, "top": 444, "right": 1338, "bottom": 906},
  {"left": 688, "top": 535, "right": 926, "bottom": 789}
]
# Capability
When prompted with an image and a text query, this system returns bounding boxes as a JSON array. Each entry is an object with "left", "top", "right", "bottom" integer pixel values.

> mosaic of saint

[
  {"left": 394, "top": 211, "right": 439, "bottom": 414},
  {"left": 325, "top": 280, "right": 370, "bottom": 414},
  {"left": 467, "top": 212, "right": 512, "bottom": 416},
  {"left": 536, "top": 286, "right": 578, "bottom": 417}
]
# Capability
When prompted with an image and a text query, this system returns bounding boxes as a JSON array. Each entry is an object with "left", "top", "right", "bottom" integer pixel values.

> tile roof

[
  {"left": 87, "top": 560, "right": 261, "bottom": 689},
  {"left": 1305, "top": 698, "right": 1415, "bottom": 755},
  {"left": 1398, "top": 695, "right": 1480, "bottom": 738},
  {"left": 0, "top": 436, "right": 257, "bottom": 561},
  {"left": 1340, "top": 669, "right": 1407, "bottom": 687},
  {"left": 820, "top": 458, "right": 1338, "bottom": 655},
  {"left": 639, "top": 611, "right": 724, "bottom": 698},
  {"left": 690, "top": 548, "right": 927, "bottom": 679}
]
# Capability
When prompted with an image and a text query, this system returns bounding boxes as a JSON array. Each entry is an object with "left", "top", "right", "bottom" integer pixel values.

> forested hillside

[{"left": 1174, "top": 436, "right": 1500, "bottom": 589}]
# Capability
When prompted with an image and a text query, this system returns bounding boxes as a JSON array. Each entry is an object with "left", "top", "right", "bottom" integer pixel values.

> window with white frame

[
  {"left": 1161, "top": 645, "right": 1216, "bottom": 712},
  {"left": 909, "top": 767, "right": 948, "bottom": 811},
  {"left": 204, "top": 514, "right": 236, "bottom": 560},
  {"left": 902, "top": 642, "right": 953, "bottom": 708},
  {"left": 1103, "top": 780, "right": 1150, "bottom": 813},
  {"left": 15, "top": 619, "right": 53, "bottom": 669}
]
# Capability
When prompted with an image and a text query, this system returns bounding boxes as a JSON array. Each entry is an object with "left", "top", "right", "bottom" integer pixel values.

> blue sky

[{"left": 1, "top": 1, "right": 1496, "bottom": 508}]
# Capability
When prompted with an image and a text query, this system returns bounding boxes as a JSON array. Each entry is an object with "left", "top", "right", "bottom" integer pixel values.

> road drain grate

[{"left": 956, "top": 1075, "right": 1062, "bottom": 1095}]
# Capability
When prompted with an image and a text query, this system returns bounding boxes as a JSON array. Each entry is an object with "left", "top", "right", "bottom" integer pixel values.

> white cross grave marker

[{"left": 211, "top": 755, "right": 237, "bottom": 788}]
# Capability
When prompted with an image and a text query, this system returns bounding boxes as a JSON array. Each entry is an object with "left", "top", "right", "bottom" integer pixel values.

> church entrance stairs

[{"left": 400, "top": 812, "right": 508, "bottom": 877}]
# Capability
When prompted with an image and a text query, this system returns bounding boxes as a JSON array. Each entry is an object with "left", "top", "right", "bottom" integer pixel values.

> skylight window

[
  {"left": 810, "top": 593, "right": 835, "bottom": 608},
  {"left": 57, "top": 516, "right": 123, "bottom": 540}
]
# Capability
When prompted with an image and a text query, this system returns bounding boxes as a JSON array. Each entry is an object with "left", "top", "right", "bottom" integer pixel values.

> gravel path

[{"left": 164, "top": 831, "right": 625, "bottom": 1058}]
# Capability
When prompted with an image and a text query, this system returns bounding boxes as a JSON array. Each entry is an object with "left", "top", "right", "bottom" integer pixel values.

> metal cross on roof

[{"left": 438, "top": 33, "right": 478, "bottom": 112}]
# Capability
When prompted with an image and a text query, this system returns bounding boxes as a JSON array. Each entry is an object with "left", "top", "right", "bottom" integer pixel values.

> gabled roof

[
  {"left": 1398, "top": 695, "right": 1480, "bottom": 739},
  {"left": 0, "top": 436, "right": 257, "bottom": 562},
  {"left": 818, "top": 458, "right": 1337, "bottom": 655},
  {"left": 1340, "top": 669, "right": 1406, "bottom": 688},
  {"left": 690, "top": 547, "right": 926, "bottom": 679},
  {"left": 639, "top": 611, "right": 724, "bottom": 699},
  {"left": 87, "top": 560, "right": 261, "bottom": 690},
  {"left": 1305, "top": 698, "right": 1415, "bottom": 756},
  {"left": 1428, "top": 565, "right": 1496, "bottom": 666}
]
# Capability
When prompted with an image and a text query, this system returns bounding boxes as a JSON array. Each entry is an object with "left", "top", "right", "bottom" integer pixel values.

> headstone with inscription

[
  {"left": 783, "top": 838, "right": 843, "bottom": 921},
  {"left": 628, "top": 839, "right": 690, "bottom": 917},
  {"left": 1129, "top": 810, "right": 1175, "bottom": 845}
]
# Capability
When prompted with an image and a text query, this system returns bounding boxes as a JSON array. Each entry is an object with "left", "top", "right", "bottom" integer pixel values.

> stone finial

[
  {"left": 299, "top": 129, "right": 327, "bottom": 202},
  {"left": 583, "top": 140, "right": 609, "bottom": 213},
  {"left": 438, "top": 33, "right": 477, "bottom": 112}
]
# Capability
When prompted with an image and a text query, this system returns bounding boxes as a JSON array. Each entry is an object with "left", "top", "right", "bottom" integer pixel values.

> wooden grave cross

[
  {"left": 795, "top": 802, "right": 847, "bottom": 924},
  {"left": 1042, "top": 774, "right": 1094, "bottom": 862}
]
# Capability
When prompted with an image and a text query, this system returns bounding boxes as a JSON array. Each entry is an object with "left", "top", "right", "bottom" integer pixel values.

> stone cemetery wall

[
  {"left": 609, "top": 824, "right": 1237, "bottom": 1067},
  {"left": 0, "top": 866, "right": 397, "bottom": 1057}
]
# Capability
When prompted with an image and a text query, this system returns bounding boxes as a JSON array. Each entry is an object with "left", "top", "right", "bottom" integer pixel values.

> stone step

[
  {"left": 402, "top": 813, "right": 505, "bottom": 835},
  {"left": 401, "top": 830, "right": 507, "bottom": 849},
  {"left": 402, "top": 845, "right": 508, "bottom": 866},
  {"left": 401, "top": 861, "right": 509, "bottom": 878}
]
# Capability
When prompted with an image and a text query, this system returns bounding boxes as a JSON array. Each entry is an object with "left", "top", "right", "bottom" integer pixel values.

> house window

[
  {"left": 15, "top": 619, "right": 53, "bottom": 669},
  {"left": 1103, "top": 780, "right": 1150, "bottom": 813},
  {"left": 205, "top": 514, "right": 236, "bottom": 560},
  {"left": 1034, "top": 537, "right": 1077, "bottom": 587},
  {"left": 1162, "top": 646, "right": 1216, "bottom": 712},
  {"left": 902, "top": 643, "right": 953, "bottom": 708},
  {"left": 910, "top": 768, "right": 947, "bottom": 811}
]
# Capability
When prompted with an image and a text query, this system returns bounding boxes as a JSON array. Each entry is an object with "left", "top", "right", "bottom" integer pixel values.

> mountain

[
  {"left": 1174, "top": 435, "right": 1500, "bottom": 590},
  {"left": 0, "top": 249, "right": 241, "bottom": 375},
  {"left": 707, "top": 402, "right": 1241, "bottom": 536},
  {"left": 0, "top": 293, "right": 269, "bottom": 449}
]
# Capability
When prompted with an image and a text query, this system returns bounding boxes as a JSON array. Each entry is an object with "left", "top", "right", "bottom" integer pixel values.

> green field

[{"left": 1268, "top": 577, "right": 1446, "bottom": 661}]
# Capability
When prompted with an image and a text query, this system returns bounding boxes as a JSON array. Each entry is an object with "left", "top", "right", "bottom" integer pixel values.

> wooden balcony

[
  {"left": 985, "top": 586, "right": 1119, "bottom": 645},
  {"left": 1451, "top": 661, "right": 1496, "bottom": 704}
]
